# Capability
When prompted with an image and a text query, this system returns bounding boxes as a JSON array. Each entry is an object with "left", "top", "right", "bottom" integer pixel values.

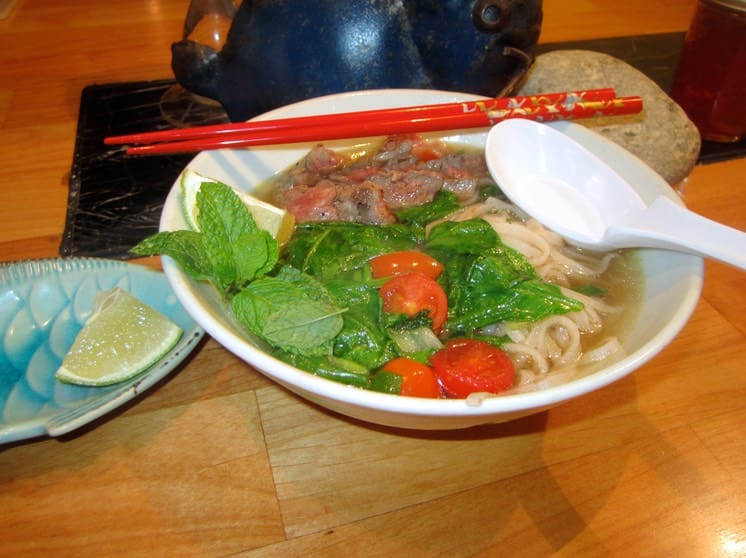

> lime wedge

[
  {"left": 180, "top": 168, "right": 295, "bottom": 245},
  {"left": 55, "top": 288, "right": 183, "bottom": 386}
]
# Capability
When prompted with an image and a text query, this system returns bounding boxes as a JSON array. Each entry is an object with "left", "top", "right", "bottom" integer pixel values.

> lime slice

[
  {"left": 180, "top": 169, "right": 295, "bottom": 245},
  {"left": 55, "top": 287, "right": 183, "bottom": 386}
]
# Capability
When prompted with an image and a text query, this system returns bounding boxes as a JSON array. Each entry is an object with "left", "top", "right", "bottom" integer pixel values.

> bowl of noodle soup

[{"left": 159, "top": 89, "right": 703, "bottom": 429}]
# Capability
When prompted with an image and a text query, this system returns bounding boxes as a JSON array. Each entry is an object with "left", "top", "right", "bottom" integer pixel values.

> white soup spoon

[{"left": 485, "top": 119, "right": 746, "bottom": 270}]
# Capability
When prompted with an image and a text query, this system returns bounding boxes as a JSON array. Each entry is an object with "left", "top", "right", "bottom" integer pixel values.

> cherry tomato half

[
  {"left": 381, "top": 357, "right": 441, "bottom": 398},
  {"left": 430, "top": 339, "right": 515, "bottom": 398},
  {"left": 379, "top": 272, "right": 448, "bottom": 332},
  {"left": 369, "top": 251, "right": 444, "bottom": 280},
  {"left": 411, "top": 143, "right": 445, "bottom": 162}
]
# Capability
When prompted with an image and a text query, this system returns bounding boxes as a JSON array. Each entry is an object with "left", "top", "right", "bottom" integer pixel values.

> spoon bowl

[{"left": 485, "top": 119, "right": 746, "bottom": 269}]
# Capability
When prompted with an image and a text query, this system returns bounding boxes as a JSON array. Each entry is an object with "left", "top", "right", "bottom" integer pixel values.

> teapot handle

[{"left": 171, "top": 40, "right": 221, "bottom": 101}]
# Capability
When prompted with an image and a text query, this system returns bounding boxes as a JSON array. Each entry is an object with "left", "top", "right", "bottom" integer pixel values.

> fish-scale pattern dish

[{"left": 0, "top": 258, "right": 204, "bottom": 444}]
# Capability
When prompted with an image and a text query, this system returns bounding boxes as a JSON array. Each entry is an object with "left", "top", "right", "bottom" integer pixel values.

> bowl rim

[{"left": 160, "top": 88, "right": 704, "bottom": 419}]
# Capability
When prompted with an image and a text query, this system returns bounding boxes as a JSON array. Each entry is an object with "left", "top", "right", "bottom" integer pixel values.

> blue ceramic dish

[{"left": 0, "top": 258, "right": 204, "bottom": 444}]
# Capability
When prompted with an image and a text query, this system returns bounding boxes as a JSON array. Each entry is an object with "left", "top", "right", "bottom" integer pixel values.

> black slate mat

[
  {"left": 60, "top": 33, "right": 745, "bottom": 259},
  {"left": 60, "top": 80, "right": 195, "bottom": 259}
]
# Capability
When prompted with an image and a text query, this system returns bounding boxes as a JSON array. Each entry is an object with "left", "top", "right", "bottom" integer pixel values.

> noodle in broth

[{"left": 267, "top": 136, "right": 642, "bottom": 396}]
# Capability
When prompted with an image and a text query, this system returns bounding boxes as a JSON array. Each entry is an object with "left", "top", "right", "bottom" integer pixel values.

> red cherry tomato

[
  {"left": 379, "top": 272, "right": 448, "bottom": 332},
  {"left": 430, "top": 339, "right": 515, "bottom": 398},
  {"left": 369, "top": 251, "right": 444, "bottom": 280},
  {"left": 381, "top": 357, "right": 441, "bottom": 398},
  {"left": 411, "top": 140, "right": 448, "bottom": 162}
]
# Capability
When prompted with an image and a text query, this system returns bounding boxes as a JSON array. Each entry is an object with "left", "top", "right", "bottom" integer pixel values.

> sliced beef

[{"left": 272, "top": 135, "right": 491, "bottom": 224}]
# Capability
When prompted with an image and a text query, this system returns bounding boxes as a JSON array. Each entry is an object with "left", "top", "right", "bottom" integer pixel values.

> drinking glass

[{"left": 669, "top": 0, "right": 746, "bottom": 142}]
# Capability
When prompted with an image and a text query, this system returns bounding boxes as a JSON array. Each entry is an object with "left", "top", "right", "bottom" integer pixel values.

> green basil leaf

[
  {"left": 426, "top": 218, "right": 500, "bottom": 254},
  {"left": 370, "top": 370, "right": 402, "bottom": 394},
  {"left": 574, "top": 284, "right": 608, "bottom": 297},
  {"left": 333, "top": 308, "right": 397, "bottom": 370},
  {"left": 445, "top": 279, "right": 583, "bottom": 334},
  {"left": 394, "top": 190, "right": 460, "bottom": 224},
  {"left": 275, "top": 351, "right": 371, "bottom": 388},
  {"left": 284, "top": 221, "right": 416, "bottom": 280}
]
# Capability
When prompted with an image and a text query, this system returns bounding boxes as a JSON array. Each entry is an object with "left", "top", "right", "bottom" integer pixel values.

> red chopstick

[
  {"left": 109, "top": 92, "right": 643, "bottom": 156},
  {"left": 105, "top": 88, "right": 617, "bottom": 147}
]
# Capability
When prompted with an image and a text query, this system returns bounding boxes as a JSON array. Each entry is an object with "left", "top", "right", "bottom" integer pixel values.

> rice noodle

[
  {"left": 480, "top": 208, "right": 616, "bottom": 287},
  {"left": 578, "top": 337, "right": 624, "bottom": 365},
  {"left": 453, "top": 197, "right": 626, "bottom": 390}
]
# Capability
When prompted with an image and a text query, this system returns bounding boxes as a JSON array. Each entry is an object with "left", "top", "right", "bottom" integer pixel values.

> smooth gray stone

[{"left": 516, "top": 50, "right": 701, "bottom": 185}]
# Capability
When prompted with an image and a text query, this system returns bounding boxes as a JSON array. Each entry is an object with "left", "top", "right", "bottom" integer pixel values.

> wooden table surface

[{"left": 1, "top": 1, "right": 745, "bottom": 556}]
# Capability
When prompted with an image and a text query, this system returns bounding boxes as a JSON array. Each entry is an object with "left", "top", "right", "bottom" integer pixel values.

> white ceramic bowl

[{"left": 159, "top": 89, "right": 703, "bottom": 430}]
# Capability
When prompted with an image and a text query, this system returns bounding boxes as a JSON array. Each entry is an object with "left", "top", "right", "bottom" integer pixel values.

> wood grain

[{"left": 3, "top": 1, "right": 745, "bottom": 557}]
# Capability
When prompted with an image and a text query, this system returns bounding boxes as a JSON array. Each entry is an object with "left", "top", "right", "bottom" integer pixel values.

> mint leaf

[
  {"left": 233, "top": 228, "right": 278, "bottom": 283},
  {"left": 131, "top": 230, "right": 214, "bottom": 280},
  {"left": 231, "top": 276, "right": 345, "bottom": 354},
  {"left": 274, "top": 264, "right": 338, "bottom": 304},
  {"left": 132, "top": 180, "right": 281, "bottom": 298},
  {"left": 198, "top": 182, "right": 251, "bottom": 289},
  {"left": 231, "top": 277, "right": 287, "bottom": 334},
  {"left": 263, "top": 303, "right": 346, "bottom": 352}
]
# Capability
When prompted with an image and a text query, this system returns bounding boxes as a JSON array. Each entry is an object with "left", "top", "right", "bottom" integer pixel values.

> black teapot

[{"left": 172, "top": 0, "right": 543, "bottom": 122}]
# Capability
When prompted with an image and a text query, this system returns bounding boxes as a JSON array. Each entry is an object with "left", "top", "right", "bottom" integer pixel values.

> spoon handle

[{"left": 607, "top": 196, "right": 746, "bottom": 270}]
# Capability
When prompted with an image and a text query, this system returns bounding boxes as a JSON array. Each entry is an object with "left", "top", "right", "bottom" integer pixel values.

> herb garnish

[
  {"left": 132, "top": 178, "right": 587, "bottom": 392},
  {"left": 132, "top": 181, "right": 345, "bottom": 351}
]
